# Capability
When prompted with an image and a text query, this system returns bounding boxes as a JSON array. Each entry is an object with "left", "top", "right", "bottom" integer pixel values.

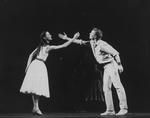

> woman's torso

[{"left": 36, "top": 45, "right": 49, "bottom": 61}]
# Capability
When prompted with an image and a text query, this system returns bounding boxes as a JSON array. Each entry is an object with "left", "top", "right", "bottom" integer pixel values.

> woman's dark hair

[
  {"left": 93, "top": 28, "right": 103, "bottom": 41},
  {"left": 40, "top": 31, "right": 50, "bottom": 45},
  {"left": 34, "top": 31, "right": 49, "bottom": 57}
]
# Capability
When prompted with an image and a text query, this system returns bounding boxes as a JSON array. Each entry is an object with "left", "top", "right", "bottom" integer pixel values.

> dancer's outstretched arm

[
  {"left": 46, "top": 32, "right": 79, "bottom": 52},
  {"left": 59, "top": 32, "right": 89, "bottom": 45}
]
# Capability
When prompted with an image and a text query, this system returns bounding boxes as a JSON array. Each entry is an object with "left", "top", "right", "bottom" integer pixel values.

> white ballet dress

[{"left": 20, "top": 46, "right": 50, "bottom": 98}]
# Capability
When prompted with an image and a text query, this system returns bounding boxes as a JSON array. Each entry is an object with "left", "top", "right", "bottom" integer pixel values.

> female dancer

[{"left": 20, "top": 31, "right": 79, "bottom": 115}]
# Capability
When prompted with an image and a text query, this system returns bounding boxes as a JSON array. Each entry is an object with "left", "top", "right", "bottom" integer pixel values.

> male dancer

[{"left": 59, "top": 28, "right": 128, "bottom": 115}]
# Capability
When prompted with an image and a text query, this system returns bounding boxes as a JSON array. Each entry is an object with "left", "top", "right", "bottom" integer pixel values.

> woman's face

[{"left": 45, "top": 32, "right": 52, "bottom": 41}]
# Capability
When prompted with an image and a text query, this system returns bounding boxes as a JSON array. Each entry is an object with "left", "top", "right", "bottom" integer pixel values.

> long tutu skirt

[{"left": 20, "top": 59, "right": 50, "bottom": 98}]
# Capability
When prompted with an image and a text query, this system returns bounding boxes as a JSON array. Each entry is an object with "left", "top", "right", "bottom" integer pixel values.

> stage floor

[{"left": 0, "top": 113, "right": 150, "bottom": 118}]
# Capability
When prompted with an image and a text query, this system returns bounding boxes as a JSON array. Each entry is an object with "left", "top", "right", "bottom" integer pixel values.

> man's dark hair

[{"left": 93, "top": 28, "right": 103, "bottom": 40}]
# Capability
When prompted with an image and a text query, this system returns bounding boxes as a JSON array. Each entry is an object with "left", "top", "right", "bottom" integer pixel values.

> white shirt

[{"left": 80, "top": 39, "right": 119, "bottom": 64}]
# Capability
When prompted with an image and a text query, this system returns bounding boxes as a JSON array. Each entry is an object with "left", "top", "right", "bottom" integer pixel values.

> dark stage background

[{"left": 0, "top": 0, "right": 150, "bottom": 113}]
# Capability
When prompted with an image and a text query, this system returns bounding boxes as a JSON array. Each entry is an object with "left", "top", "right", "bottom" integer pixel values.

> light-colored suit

[{"left": 80, "top": 39, "right": 128, "bottom": 111}]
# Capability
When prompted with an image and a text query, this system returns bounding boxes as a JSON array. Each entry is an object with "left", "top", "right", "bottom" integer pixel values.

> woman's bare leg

[{"left": 32, "top": 94, "right": 42, "bottom": 115}]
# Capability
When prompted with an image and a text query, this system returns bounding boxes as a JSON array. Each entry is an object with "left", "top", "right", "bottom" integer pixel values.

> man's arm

[
  {"left": 58, "top": 33, "right": 89, "bottom": 46},
  {"left": 101, "top": 41, "right": 123, "bottom": 73},
  {"left": 101, "top": 41, "right": 121, "bottom": 64},
  {"left": 101, "top": 41, "right": 119, "bottom": 56},
  {"left": 114, "top": 54, "right": 121, "bottom": 65}
]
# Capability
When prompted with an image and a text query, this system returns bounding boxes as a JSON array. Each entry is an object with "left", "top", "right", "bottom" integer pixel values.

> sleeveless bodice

[{"left": 36, "top": 46, "right": 49, "bottom": 61}]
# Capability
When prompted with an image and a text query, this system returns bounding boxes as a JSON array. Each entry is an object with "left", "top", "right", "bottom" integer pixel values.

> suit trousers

[{"left": 103, "top": 60, "right": 128, "bottom": 111}]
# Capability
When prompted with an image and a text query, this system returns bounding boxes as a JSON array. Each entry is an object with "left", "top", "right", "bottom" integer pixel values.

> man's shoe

[
  {"left": 100, "top": 111, "right": 115, "bottom": 115},
  {"left": 116, "top": 109, "right": 128, "bottom": 115}
]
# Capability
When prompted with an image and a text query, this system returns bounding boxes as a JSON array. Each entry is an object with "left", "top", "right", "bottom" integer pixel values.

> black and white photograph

[{"left": 0, "top": 0, "right": 150, "bottom": 117}]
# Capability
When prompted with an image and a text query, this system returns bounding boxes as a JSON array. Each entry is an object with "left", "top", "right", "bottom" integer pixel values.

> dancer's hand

[
  {"left": 25, "top": 64, "right": 30, "bottom": 73},
  {"left": 73, "top": 32, "right": 80, "bottom": 39},
  {"left": 25, "top": 66, "right": 28, "bottom": 73},
  {"left": 58, "top": 33, "right": 68, "bottom": 40},
  {"left": 118, "top": 65, "right": 123, "bottom": 73}
]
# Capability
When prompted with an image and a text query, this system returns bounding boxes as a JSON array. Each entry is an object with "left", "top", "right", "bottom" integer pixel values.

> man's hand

[{"left": 118, "top": 64, "right": 124, "bottom": 73}]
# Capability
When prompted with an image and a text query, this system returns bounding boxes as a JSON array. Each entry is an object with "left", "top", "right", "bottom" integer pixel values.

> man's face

[{"left": 89, "top": 30, "right": 96, "bottom": 39}]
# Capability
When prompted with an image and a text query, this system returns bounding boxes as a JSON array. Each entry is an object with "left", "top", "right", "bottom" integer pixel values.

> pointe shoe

[
  {"left": 31, "top": 110, "right": 44, "bottom": 116},
  {"left": 100, "top": 111, "right": 115, "bottom": 115},
  {"left": 116, "top": 109, "right": 128, "bottom": 115}
]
